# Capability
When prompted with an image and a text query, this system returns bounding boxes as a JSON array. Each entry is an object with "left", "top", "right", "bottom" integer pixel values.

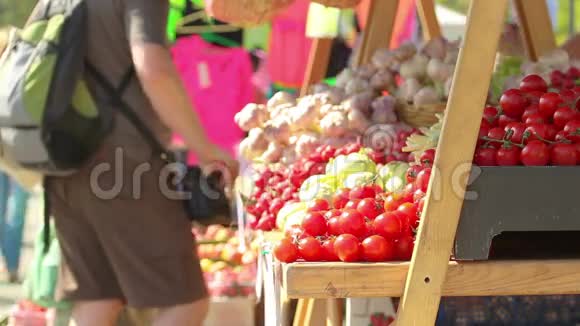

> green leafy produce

[{"left": 490, "top": 56, "right": 524, "bottom": 103}]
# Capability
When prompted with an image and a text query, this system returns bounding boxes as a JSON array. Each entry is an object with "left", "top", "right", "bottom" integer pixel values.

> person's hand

[{"left": 197, "top": 144, "right": 240, "bottom": 185}]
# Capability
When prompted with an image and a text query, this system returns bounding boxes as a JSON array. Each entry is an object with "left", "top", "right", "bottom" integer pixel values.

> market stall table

[
  {"left": 271, "top": 0, "right": 572, "bottom": 325},
  {"left": 281, "top": 260, "right": 580, "bottom": 299}
]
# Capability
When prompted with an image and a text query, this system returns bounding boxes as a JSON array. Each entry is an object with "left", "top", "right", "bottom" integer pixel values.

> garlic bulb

[
  {"left": 427, "top": 58, "right": 455, "bottom": 82},
  {"left": 320, "top": 111, "right": 348, "bottom": 137},
  {"left": 234, "top": 103, "right": 268, "bottom": 131},
  {"left": 345, "top": 78, "right": 371, "bottom": 96},
  {"left": 347, "top": 109, "right": 371, "bottom": 133},
  {"left": 267, "top": 91, "right": 296, "bottom": 109},
  {"left": 371, "top": 96, "right": 398, "bottom": 124},
  {"left": 370, "top": 69, "right": 394, "bottom": 91},
  {"left": 372, "top": 48, "right": 397, "bottom": 70},
  {"left": 393, "top": 42, "right": 417, "bottom": 62},
  {"left": 413, "top": 86, "right": 440, "bottom": 106},
  {"left": 399, "top": 54, "right": 429, "bottom": 80},
  {"left": 397, "top": 78, "right": 422, "bottom": 103}
]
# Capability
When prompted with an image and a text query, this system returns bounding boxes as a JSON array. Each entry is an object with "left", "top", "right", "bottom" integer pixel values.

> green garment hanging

[
  {"left": 167, "top": 0, "right": 271, "bottom": 50},
  {"left": 23, "top": 221, "right": 71, "bottom": 310},
  {"left": 167, "top": 0, "right": 240, "bottom": 47},
  {"left": 167, "top": 0, "right": 187, "bottom": 42}
]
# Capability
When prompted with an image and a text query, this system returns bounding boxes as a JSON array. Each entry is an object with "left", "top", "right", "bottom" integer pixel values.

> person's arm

[
  {"left": 131, "top": 44, "right": 212, "bottom": 159},
  {"left": 124, "top": 0, "right": 238, "bottom": 173}
]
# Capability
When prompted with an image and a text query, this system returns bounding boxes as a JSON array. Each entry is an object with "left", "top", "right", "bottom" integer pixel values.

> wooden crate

[{"left": 455, "top": 167, "right": 580, "bottom": 260}]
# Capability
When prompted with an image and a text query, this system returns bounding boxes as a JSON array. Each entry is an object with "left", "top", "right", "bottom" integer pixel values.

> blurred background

[{"left": 0, "top": 0, "right": 577, "bottom": 43}]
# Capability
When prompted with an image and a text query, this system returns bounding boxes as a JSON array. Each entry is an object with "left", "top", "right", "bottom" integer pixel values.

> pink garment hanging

[
  {"left": 267, "top": 0, "right": 312, "bottom": 88},
  {"left": 171, "top": 36, "right": 253, "bottom": 165}
]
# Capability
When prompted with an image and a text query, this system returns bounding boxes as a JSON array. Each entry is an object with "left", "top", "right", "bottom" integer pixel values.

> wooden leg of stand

[
  {"left": 300, "top": 38, "right": 333, "bottom": 97},
  {"left": 294, "top": 298, "right": 327, "bottom": 326},
  {"left": 326, "top": 299, "right": 342, "bottom": 326},
  {"left": 416, "top": 0, "right": 441, "bottom": 40},
  {"left": 293, "top": 299, "right": 310, "bottom": 326},
  {"left": 355, "top": 0, "right": 399, "bottom": 66},
  {"left": 280, "top": 293, "right": 292, "bottom": 326},
  {"left": 395, "top": 1, "right": 509, "bottom": 325},
  {"left": 513, "top": 0, "right": 557, "bottom": 60}
]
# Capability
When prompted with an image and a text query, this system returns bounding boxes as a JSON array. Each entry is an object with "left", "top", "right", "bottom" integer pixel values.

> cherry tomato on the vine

[
  {"left": 550, "top": 143, "right": 578, "bottom": 166},
  {"left": 498, "top": 115, "right": 517, "bottom": 128},
  {"left": 564, "top": 120, "right": 580, "bottom": 143},
  {"left": 538, "top": 92, "right": 563, "bottom": 119},
  {"left": 474, "top": 147, "right": 497, "bottom": 166},
  {"left": 496, "top": 145, "right": 521, "bottom": 166},
  {"left": 500, "top": 89, "right": 529, "bottom": 119},
  {"left": 487, "top": 127, "right": 506, "bottom": 148},
  {"left": 482, "top": 106, "right": 499, "bottom": 124},
  {"left": 504, "top": 122, "right": 526, "bottom": 144},
  {"left": 521, "top": 140, "right": 550, "bottom": 166},
  {"left": 520, "top": 74, "right": 548, "bottom": 93},
  {"left": 553, "top": 107, "right": 578, "bottom": 129}
]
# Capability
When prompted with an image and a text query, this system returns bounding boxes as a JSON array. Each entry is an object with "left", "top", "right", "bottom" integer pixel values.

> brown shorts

[{"left": 49, "top": 132, "right": 207, "bottom": 308}]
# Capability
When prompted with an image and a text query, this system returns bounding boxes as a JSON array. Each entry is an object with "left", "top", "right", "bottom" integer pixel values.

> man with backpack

[{"left": 0, "top": 1, "right": 238, "bottom": 325}]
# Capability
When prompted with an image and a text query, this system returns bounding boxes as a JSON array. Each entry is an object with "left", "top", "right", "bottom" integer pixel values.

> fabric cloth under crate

[{"left": 438, "top": 295, "right": 580, "bottom": 326}]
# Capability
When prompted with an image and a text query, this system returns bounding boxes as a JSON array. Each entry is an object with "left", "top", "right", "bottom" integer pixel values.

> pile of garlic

[
  {"left": 383, "top": 37, "right": 460, "bottom": 107},
  {"left": 235, "top": 37, "right": 462, "bottom": 164},
  {"left": 235, "top": 87, "right": 402, "bottom": 164}
]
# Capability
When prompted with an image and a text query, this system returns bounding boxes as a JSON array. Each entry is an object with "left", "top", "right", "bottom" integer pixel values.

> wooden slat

[
  {"left": 416, "top": 0, "right": 441, "bottom": 40},
  {"left": 395, "top": 1, "right": 510, "bottom": 325},
  {"left": 326, "top": 299, "right": 343, "bottom": 326},
  {"left": 513, "top": 0, "right": 557, "bottom": 60},
  {"left": 355, "top": 0, "right": 399, "bottom": 66},
  {"left": 292, "top": 299, "right": 310, "bottom": 326},
  {"left": 293, "top": 298, "right": 327, "bottom": 326},
  {"left": 300, "top": 38, "right": 333, "bottom": 97},
  {"left": 283, "top": 260, "right": 580, "bottom": 299}
]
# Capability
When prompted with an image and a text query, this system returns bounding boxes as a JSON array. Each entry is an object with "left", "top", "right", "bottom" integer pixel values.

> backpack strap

[
  {"left": 85, "top": 63, "right": 171, "bottom": 161},
  {"left": 43, "top": 176, "right": 51, "bottom": 253}
]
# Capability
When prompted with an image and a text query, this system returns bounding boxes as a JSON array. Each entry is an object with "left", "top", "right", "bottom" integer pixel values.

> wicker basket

[
  {"left": 311, "top": 0, "right": 361, "bottom": 8},
  {"left": 395, "top": 101, "right": 446, "bottom": 128},
  {"left": 205, "top": 0, "right": 295, "bottom": 26}
]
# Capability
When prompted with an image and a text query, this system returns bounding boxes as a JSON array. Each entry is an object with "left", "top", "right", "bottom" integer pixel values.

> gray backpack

[{"left": 0, "top": 0, "right": 114, "bottom": 176}]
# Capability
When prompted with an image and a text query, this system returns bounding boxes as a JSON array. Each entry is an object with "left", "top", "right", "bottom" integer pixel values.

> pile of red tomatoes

[
  {"left": 475, "top": 70, "right": 580, "bottom": 166},
  {"left": 273, "top": 154, "right": 435, "bottom": 263}
]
